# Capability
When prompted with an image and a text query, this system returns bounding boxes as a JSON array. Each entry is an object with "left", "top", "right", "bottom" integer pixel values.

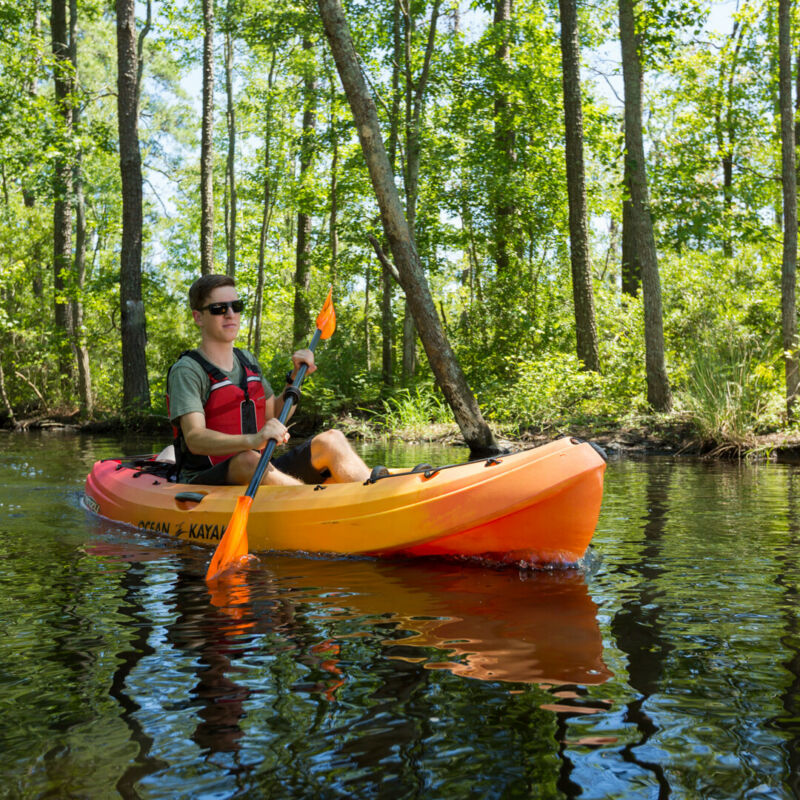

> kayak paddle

[{"left": 205, "top": 289, "right": 337, "bottom": 581}]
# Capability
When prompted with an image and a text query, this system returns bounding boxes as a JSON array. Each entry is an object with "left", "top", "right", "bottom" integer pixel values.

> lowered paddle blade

[
  {"left": 316, "top": 288, "right": 336, "bottom": 340},
  {"left": 206, "top": 495, "right": 253, "bottom": 581}
]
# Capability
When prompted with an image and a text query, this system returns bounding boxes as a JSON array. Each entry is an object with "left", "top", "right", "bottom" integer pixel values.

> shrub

[
  {"left": 489, "top": 352, "right": 605, "bottom": 434},
  {"left": 368, "top": 385, "right": 455, "bottom": 440},
  {"left": 679, "top": 330, "right": 782, "bottom": 448}
]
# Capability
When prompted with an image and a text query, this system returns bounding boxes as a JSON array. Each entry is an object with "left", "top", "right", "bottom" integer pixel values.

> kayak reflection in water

[
  {"left": 263, "top": 557, "right": 613, "bottom": 687},
  {"left": 86, "top": 540, "right": 613, "bottom": 761}
]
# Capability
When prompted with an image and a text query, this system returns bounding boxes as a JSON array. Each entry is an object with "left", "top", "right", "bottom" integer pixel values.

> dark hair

[{"left": 189, "top": 274, "right": 235, "bottom": 310}]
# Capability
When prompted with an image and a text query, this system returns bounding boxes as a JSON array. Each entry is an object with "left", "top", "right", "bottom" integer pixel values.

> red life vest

[{"left": 167, "top": 348, "right": 267, "bottom": 471}]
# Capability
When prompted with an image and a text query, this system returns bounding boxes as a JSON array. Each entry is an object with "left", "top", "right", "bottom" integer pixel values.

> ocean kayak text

[{"left": 138, "top": 519, "right": 222, "bottom": 541}]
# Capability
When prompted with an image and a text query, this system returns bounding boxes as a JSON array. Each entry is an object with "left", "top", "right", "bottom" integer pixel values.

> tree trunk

[
  {"left": 329, "top": 76, "right": 339, "bottom": 285},
  {"left": 254, "top": 53, "right": 277, "bottom": 360},
  {"left": 620, "top": 148, "right": 640, "bottom": 294},
  {"left": 116, "top": 0, "right": 151, "bottom": 412},
  {"left": 401, "top": 301, "right": 416, "bottom": 380},
  {"left": 619, "top": 0, "right": 671, "bottom": 411},
  {"left": 381, "top": 0, "right": 402, "bottom": 389},
  {"left": 293, "top": 38, "right": 316, "bottom": 348},
  {"left": 200, "top": 0, "right": 215, "bottom": 275},
  {"left": 51, "top": 0, "right": 74, "bottom": 393},
  {"left": 0, "top": 358, "right": 16, "bottom": 427},
  {"left": 402, "top": 0, "right": 439, "bottom": 240},
  {"left": 381, "top": 257, "right": 394, "bottom": 387},
  {"left": 364, "top": 264, "right": 371, "bottom": 371},
  {"left": 493, "top": 0, "right": 514, "bottom": 277},
  {"left": 715, "top": 15, "right": 747, "bottom": 259},
  {"left": 70, "top": 0, "right": 93, "bottom": 417},
  {"left": 23, "top": 2, "right": 41, "bottom": 209},
  {"left": 318, "top": 0, "right": 499, "bottom": 455},
  {"left": 780, "top": 0, "right": 799, "bottom": 418},
  {"left": 795, "top": 44, "right": 800, "bottom": 153},
  {"left": 558, "top": 0, "right": 600, "bottom": 373},
  {"left": 400, "top": 0, "right": 439, "bottom": 381},
  {"left": 224, "top": 28, "right": 236, "bottom": 278}
]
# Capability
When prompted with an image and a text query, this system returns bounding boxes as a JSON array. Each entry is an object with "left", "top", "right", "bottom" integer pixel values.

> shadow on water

[
  {"left": 773, "top": 470, "right": 800, "bottom": 795},
  {"left": 610, "top": 460, "right": 674, "bottom": 798},
  {"left": 103, "top": 555, "right": 171, "bottom": 796}
]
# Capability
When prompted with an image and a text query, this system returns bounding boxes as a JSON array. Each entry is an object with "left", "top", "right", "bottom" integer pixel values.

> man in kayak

[{"left": 167, "top": 274, "right": 372, "bottom": 486}]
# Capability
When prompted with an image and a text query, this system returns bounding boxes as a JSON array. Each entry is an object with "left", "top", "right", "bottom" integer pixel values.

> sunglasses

[{"left": 199, "top": 300, "right": 245, "bottom": 315}]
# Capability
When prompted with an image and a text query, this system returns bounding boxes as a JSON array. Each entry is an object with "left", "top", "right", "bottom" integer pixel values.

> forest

[{"left": 0, "top": 0, "right": 797, "bottom": 453}]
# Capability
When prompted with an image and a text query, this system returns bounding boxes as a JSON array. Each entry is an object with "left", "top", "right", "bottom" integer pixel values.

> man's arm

[{"left": 180, "top": 411, "right": 290, "bottom": 456}]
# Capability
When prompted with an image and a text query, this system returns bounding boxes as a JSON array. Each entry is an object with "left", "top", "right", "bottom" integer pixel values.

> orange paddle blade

[
  {"left": 316, "top": 288, "right": 336, "bottom": 340},
  {"left": 206, "top": 495, "right": 253, "bottom": 581}
]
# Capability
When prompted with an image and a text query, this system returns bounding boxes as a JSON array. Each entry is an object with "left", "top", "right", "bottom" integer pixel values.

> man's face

[{"left": 192, "top": 285, "right": 241, "bottom": 343}]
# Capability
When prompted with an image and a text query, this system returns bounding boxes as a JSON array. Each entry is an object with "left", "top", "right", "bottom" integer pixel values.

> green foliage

[
  {"left": 367, "top": 386, "right": 455, "bottom": 440},
  {"left": 680, "top": 330, "right": 782, "bottom": 448},
  {"left": 484, "top": 292, "right": 647, "bottom": 434},
  {"left": 0, "top": 0, "right": 796, "bottom": 454},
  {"left": 489, "top": 352, "right": 605, "bottom": 434}
]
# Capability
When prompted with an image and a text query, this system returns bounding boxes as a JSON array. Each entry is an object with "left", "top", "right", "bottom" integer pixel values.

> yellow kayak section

[{"left": 83, "top": 437, "right": 606, "bottom": 565}]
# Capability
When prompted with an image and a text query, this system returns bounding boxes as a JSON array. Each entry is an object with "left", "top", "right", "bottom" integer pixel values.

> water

[{"left": 2, "top": 431, "right": 800, "bottom": 798}]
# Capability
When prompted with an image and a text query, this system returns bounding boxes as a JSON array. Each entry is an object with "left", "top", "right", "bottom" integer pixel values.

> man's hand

[
  {"left": 255, "top": 418, "right": 290, "bottom": 448},
  {"left": 291, "top": 348, "right": 316, "bottom": 376}
]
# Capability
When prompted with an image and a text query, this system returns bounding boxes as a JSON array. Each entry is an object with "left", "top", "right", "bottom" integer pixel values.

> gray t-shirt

[{"left": 168, "top": 348, "right": 273, "bottom": 426}]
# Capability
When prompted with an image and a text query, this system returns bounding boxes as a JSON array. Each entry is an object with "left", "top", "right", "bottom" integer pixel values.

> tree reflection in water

[{"left": 83, "top": 534, "right": 613, "bottom": 796}]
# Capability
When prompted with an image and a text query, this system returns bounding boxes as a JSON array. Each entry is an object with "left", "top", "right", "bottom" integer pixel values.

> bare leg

[
  {"left": 310, "top": 430, "right": 370, "bottom": 483},
  {"left": 227, "top": 450, "right": 302, "bottom": 486}
]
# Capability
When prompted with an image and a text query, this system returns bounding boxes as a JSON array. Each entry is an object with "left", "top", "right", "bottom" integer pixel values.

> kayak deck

[{"left": 84, "top": 438, "right": 606, "bottom": 566}]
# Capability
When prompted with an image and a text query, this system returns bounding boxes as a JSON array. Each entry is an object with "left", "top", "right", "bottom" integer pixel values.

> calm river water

[{"left": 3, "top": 430, "right": 800, "bottom": 798}]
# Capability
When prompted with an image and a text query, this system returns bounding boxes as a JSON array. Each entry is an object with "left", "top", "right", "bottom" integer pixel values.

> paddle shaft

[{"left": 244, "top": 327, "right": 323, "bottom": 495}]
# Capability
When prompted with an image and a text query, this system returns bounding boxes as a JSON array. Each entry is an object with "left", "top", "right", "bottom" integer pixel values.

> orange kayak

[{"left": 83, "top": 437, "right": 606, "bottom": 565}]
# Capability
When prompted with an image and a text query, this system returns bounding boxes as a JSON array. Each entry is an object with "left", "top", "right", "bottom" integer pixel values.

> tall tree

[
  {"left": 328, "top": 73, "right": 340, "bottom": 285},
  {"left": 492, "top": 0, "right": 514, "bottom": 277},
  {"left": 116, "top": 0, "right": 151, "bottom": 411},
  {"left": 779, "top": 0, "right": 799, "bottom": 418},
  {"left": 399, "top": 0, "right": 441, "bottom": 381},
  {"left": 69, "top": 0, "right": 93, "bottom": 416},
  {"left": 50, "top": 0, "right": 74, "bottom": 387},
  {"left": 381, "top": 0, "right": 404, "bottom": 389},
  {"left": 23, "top": 1, "right": 42, "bottom": 211},
  {"left": 558, "top": 0, "right": 600, "bottom": 373},
  {"left": 715, "top": 10, "right": 750, "bottom": 258},
  {"left": 224, "top": 26, "right": 237, "bottom": 278},
  {"left": 252, "top": 48, "right": 281, "bottom": 359},
  {"left": 620, "top": 172, "right": 639, "bottom": 295},
  {"left": 200, "top": 0, "right": 215, "bottom": 275},
  {"left": 317, "top": 0, "right": 499, "bottom": 455},
  {"left": 293, "top": 37, "right": 316, "bottom": 348},
  {"left": 619, "top": 0, "right": 671, "bottom": 411}
]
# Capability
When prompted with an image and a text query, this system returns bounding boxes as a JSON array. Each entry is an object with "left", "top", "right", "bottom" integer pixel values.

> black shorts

[{"left": 186, "top": 436, "right": 330, "bottom": 486}]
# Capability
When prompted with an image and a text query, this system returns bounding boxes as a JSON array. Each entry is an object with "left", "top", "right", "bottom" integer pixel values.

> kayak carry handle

[
  {"left": 174, "top": 491, "right": 207, "bottom": 510},
  {"left": 175, "top": 491, "right": 207, "bottom": 502}
]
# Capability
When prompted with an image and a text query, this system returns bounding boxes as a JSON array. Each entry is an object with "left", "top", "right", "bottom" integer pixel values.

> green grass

[
  {"left": 680, "top": 332, "right": 780, "bottom": 451},
  {"left": 368, "top": 386, "right": 456, "bottom": 441}
]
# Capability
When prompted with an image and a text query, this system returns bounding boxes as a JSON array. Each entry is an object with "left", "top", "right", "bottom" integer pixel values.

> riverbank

[
  {"left": 330, "top": 411, "right": 800, "bottom": 461},
  {"left": 7, "top": 409, "right": 800, "bottom": 462}
]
